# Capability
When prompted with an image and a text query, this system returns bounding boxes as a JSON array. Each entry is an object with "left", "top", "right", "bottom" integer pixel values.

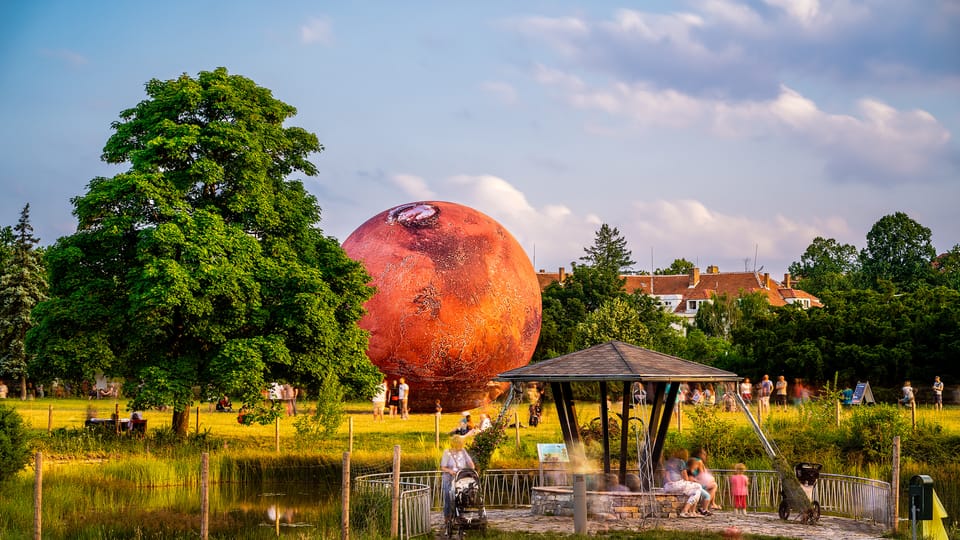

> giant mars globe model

[{"left": 342, "top": 201, "right": 542, "bottom": 412}]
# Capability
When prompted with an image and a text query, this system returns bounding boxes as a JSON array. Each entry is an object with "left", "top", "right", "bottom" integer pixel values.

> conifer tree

[{"left": 0, "top": 204, "right": 47, "bottom": 399}]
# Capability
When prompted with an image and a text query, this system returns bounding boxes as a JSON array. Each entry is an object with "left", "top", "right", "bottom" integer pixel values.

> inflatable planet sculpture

[{"left": 343, "top": 201, "right": 542, "bottom": 412}]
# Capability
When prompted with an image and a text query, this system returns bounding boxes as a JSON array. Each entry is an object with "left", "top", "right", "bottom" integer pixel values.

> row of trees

[{"left": 535, "top": 219, "right": 960, "bottom": 389}]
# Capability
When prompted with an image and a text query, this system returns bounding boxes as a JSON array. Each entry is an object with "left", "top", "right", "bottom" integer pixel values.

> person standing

[
  {"left": 739, "top": 378, "right": 752, "bottom": 405},
  {"left": 729, "top": 463, "right": 750, "bottom": 515},
  {"left": 388, "top": 380, "right": 400, "bottom": 418},
  {"left": 933, "top": 376, "right": 944, "bottom": 411},
  {"left": 0, "top": 380, "right": 7, "bottom": 399},
  {"left": 758, "top": 375, "right": 772, "bottom": 417},
  {"left": 398, "top": 377, "right": 410, "bottom": 419},
  {"left": 372, "top": 379, "right": 387, "bottom": 421},
  {"left": 440, "top": 435, "right": 475, "bottom": 524},
  {"left": 774, "top": 375, "right": 788, "bottom": 412}
]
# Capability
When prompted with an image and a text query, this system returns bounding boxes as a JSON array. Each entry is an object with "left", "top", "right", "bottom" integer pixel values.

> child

[{"left": 730, "top": 463, "right": 749, "bottom": 515}]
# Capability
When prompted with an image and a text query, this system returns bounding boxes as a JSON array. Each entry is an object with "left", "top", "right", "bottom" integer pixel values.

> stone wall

[{"left": 530, "top": 486, "right": 687, "bottom": 520}]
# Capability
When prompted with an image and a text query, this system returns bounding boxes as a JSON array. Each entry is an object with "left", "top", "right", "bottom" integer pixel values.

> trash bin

[{"left": 909, "top": 475, "right": 933, "bottom": 520}]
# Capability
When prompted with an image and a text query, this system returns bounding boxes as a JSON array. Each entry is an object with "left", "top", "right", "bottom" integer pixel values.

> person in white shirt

[
  {"left": 398, "top": 377, "right": 410, "bottom": 419},
  {"left": 372, "top": 379, "right": 387, "bottom": 421},
  {"left": 901, "top": 381, "right": 915, "bottom": 406},
  {"left": 440, "top": 435, "right": 475, "bottom": 522},
  {"left": 933, "top": 376, "right": 944, "bottom": 411}
]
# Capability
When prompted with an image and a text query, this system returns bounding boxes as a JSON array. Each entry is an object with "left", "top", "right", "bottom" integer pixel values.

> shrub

[
  {"left": 295, "top": 375, "right": 345, "bottom": 440},
  {"left": 845, "top": 404, "right": 909, "bottom": 462},
  {"left": 0, "top": 405, "right": 31, "bottom": 482}
]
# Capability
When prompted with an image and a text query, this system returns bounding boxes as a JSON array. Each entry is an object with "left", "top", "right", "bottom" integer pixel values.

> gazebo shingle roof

[{"left": 497, "top": 341, "right": 739, "bottom": 383}]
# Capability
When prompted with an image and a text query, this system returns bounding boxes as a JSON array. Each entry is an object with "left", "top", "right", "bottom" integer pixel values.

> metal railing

[
  {"left": 354, "top": 467, "right": 891, "bottom": 533},
  {"left": 353, "top": 477, "right": 433, "bottom": 539},
  {"left": 708, "top": 469, "right": 890, "bottom": 524}
]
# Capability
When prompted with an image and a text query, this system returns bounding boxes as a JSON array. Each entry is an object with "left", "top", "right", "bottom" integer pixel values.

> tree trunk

[
  {"left": 172, "top": 407, "right": 190, "bottom": 437},
  {"left": 20, "top": 375, "right": 27, "bottom": 400}
]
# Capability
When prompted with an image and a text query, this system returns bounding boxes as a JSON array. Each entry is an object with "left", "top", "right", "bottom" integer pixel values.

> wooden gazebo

[{"left": 497, "top": 341, "right": 740, "bottom": 484}]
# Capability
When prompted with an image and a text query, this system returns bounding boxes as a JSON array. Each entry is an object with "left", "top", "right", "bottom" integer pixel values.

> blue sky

[{"left": 2, "top": 1, "right": 958, "bottom": 277}]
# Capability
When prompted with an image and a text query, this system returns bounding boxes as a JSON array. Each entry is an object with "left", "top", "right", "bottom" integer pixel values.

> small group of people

[
  {"left": 449, "top": 411, "right": 492, "bottom": 436},
  {"left": 662, "top": 448, "right": 750, "bottom": 518},
  {"left": 371, "top": 377, "right": 410, "bottom": 421},
  {"left": 902, "top": 377, "right": 945, "bottom": 410}
]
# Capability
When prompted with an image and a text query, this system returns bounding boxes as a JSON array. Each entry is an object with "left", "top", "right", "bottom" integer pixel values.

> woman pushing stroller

[{"left": 441, "top": 435, "right": 475, "bottom": 524}]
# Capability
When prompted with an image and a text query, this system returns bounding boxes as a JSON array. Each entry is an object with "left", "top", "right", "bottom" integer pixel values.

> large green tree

[
  {"left": 580, "top": 223, "right": 635, "bottom": 274},
  {"left": 860, "top": 212, "right": 936, "bottom": 291},
  {"left": 27, "top": 68, "right": 378, "bottom": 435},
  {"left": 0, "top": 205, "right": 47, "bottom": 399},
  {"left": 788, "top": 236, "right": 859, "bottom": 296}
]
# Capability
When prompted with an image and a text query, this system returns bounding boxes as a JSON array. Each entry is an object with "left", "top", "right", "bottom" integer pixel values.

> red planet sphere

[{"left": 343, "top": 201, "right": 542, "bottom": 412}]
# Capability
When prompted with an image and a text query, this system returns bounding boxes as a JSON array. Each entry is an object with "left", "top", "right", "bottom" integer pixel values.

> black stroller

[
  {"left": 528, "top": 400, "right": 542, "bottom": 427},
  {"left": 445, "top": 469, "right": 487, "bottom": 539},
  {"left": 778, "top": 462, "right": 822, "bottom": 524}
]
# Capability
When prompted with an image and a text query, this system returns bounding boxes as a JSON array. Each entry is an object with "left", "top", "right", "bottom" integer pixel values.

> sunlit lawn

[{"left": 6, "top": 396, "right": 958, "bottom": 462}]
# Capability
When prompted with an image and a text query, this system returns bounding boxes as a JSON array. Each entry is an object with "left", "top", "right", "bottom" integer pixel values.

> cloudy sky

[{"left": 2, "top": 1, "right": 958, "bottom": 277}]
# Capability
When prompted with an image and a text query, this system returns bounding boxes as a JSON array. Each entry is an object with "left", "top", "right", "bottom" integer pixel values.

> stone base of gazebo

[{"left": 531, "top": 486, "right": 686, "bottom": 520}]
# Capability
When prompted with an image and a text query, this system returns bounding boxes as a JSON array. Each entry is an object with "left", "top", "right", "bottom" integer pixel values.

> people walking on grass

[
  {"left": 372, "top": 379, "right": 387, "bottom": 421},
  {"left": 933, "top": 376, "right": 944, "bottom": 411},
  {"left": 730, "top": 463, "right": 750, "bottom": 515},
  {"left": 775, "top": 375, "right": 788, "bottom": 411}
]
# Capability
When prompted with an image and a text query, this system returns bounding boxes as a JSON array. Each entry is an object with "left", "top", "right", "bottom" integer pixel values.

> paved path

[{"left": 431, "top": 509, "right": 888, "bottom": 538}]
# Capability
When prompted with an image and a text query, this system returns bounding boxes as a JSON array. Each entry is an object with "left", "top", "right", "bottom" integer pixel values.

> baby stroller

[
  {"left": 528, "top": 400, "right": 543, "bottom": 427},
  {"left": 445, "top": 469, "right": 487, "bottom": 539},
  {"left": 778, "top": 462, "right": 822, "bottom": 524}
]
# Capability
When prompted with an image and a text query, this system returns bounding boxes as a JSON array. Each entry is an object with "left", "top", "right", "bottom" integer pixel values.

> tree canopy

[
  {"left": 788, "top": 236, "right": 859, "bottom": 296},
  {"left": 27, "top": 68, "right": 378, "bottom": 435},
  {"left": 580, "top": 223, "right": 635, "bottom": 274},
  {"left": 859, "top": 212, "right": 936, "bottom": 290},
  {"left": 655, "top": 258, "right": 695, "bottom": 275}
]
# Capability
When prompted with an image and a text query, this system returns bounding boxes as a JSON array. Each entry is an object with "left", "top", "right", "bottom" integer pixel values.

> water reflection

[{"left": 218, "top": 483, "right": 334, "bottom": 532}]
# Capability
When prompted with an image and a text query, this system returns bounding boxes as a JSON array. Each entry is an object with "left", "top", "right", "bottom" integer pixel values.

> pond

[{"left": 38, "top": 478, "right": 347, "bottom": 539}]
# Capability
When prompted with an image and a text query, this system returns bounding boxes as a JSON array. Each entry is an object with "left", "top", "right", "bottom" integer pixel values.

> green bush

[
  {"left": 295, "top": 375, "right": 345, "bottom": 440},
  {"left": 845, "top": 404, "right": 909, "bottom": 461},
  {"left": 0, "top": 405, "right": 31, "bottom": 482}
]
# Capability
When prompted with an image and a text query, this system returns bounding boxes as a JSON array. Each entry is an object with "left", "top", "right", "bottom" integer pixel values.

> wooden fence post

[
  {"left": 348, "top": 416, "right": 354, "bottom": 453},
  {"left": 390, "top": 445, "right": 401, "bottom": 538},
  {"left": 342, "top": 452, "right": 351, "bottom": 540},
  {"left": 515, "top": 411, "right": 520, "bottom": 449},
  {"left": 34, "top": 451, "right": 42, "bottom": 540},
  {"left": 910, "top": 401, "right": 916, "bottom": 430},
  {"left": 676, "top": 402, "right": 682, "bottom": 433},
  {"left": 434, "top": 414, "right": 440, "bottom": 449},
  {"left": 201, "top": 452, "right": 209, "bottom": 540},
  {"left": 891, "top": 435, "right": 900, "bottom": 533},
  {"left": 47, "top": 404, "right": 53, "bottom": 434},
  {"left": 196, "top": 405, "right": 201, "bottom": 434},
  {"left": 275, "top": 417, "right": 280, "bottom": 454}
]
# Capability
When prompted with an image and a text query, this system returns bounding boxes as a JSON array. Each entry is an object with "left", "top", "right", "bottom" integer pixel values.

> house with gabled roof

[{"left": 536, "top": 265, "right": 822, "bottom": 325}]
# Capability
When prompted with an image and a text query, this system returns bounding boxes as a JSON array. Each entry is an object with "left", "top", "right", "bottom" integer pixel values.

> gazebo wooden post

[
  {"left": 650, "top": 382, "right": 679, "bottom": 468},
  {"left": 551, "top": 382, "right": 572, "bottom": 444},
  {"left": 599, "top": 381, "right": 610, "bottom": 475},
  {"left": 618, "top": 381, "right": 631, "bottom": 484}
]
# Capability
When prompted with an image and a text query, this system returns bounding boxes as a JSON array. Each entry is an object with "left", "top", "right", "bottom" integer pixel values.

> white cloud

[
  {"left": 300, "top": 17, "right": 333, "bottom": 45},
  {"left": 535, "top": 68, "right": 952, "bottom": 183},
  {"left": 391, "top": 174, "right": 435, "bottom": 200},
  {"left": 626, "top": 199, "right": 849, "bottom": 272},
  {"left": 481, "top": 81, "right": 518, "bottom": 105}
]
